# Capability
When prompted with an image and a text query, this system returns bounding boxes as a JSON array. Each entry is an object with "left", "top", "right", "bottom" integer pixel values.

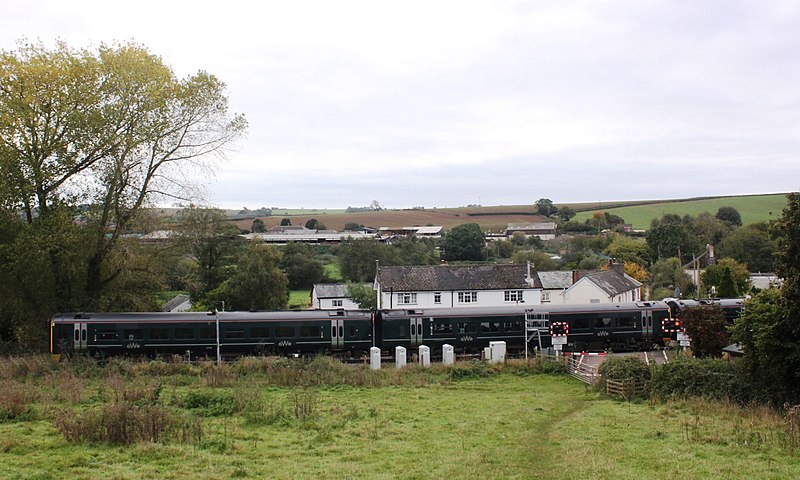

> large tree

[
  {"left": 442, "top": 223, "right": 485, "bottom": 261},
  {"left": 0, "top": 41, "right": 245, "bottom": 315},
  {"left": 731, "top": 192, "right": 800, "bottom": 404}
]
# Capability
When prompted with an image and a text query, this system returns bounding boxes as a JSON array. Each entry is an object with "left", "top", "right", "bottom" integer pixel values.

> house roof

[
  {"left": 538, "top": 271, "right": 574, "bottom": 289},
  {"left": 578, "top": 270, "right": 642, "bottom": 297},
  {"left": 377, "top": 264, "right": 542, "bottom": 291},
  {"left": 506, "top": 222, "right": 557, "bottom": 231},
  {"left": 162, "top": 294, "right": 191, "bottom": 312},
  {"left": 313, "top": 283, "right": 370, "bottom": 298}
]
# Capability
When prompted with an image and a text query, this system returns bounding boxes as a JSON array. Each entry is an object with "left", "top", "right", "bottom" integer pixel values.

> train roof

[
  {"left": 379, "top": 301, "right": 670, "bottom": 319},
  {"left": 51, "top": 310, "right": 371, "bottom": 324}
]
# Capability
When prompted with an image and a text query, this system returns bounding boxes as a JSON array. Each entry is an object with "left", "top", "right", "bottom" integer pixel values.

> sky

[{"left": 2, "top": 1, "right": 799, "bottom": 209}]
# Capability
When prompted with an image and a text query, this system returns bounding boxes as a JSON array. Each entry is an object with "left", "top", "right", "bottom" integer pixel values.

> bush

[
  {"left": 596, "top": 356, "right": 651, "bottom": 393},
  {"left": 449, "top": 360, "right": 492, "bottom": 380},
  {"left": 183, "top": 391, "right": 237, "bottom": 416},
  {"left": 650, "top": 357, "right": 745, "bottom": 402}
]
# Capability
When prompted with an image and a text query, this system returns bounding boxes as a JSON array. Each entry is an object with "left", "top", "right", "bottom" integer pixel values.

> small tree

[
  {"left": 346, "top": 282, "right": 377, "bottom": 311},
  {"left": 251, "top": 218, "right": 266, "bottom": 233},
  {"left": 535, "top": 198, "right": 557, "bottom": 217},
  {"left": 715, "top": 206, "right": 742, "bottom": 226},
  {"left": 280, "top": 218, "right": 292, "bottom": 226},
  {"left": 442, "top": 223, "right": 485, "bottom": 261},
  {"left": 682, "top": 305, "right": 728, "bottom": 358}
]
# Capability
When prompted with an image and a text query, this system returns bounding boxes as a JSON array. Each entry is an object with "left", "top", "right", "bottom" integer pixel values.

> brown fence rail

[{"left": 606, "top": 378, "right": 647, "bottom": 400}]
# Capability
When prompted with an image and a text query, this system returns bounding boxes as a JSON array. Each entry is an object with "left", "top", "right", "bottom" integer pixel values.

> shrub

[
  {"left": 449, "top": 360, "right": 492, "bottom": 380},
  {"left": 596, "top": 356, "right": 651, "bottom": 393},
  {"left": 650, "top": 357, "right": 743, "bottom": 402},
  {"left": 0, "top": 379, "right": 37, "bottom": 421},
  {"left": 183, "top": 391, "right": 237, "bottom": 416}
]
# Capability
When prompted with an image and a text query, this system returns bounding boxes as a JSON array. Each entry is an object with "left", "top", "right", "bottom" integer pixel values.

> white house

[
  {"left": 505, "top": 222, "right": 558, "bottom": 241},
  {"left": 538, "top": 264, "right": 642, "bottom": 304},
  {"left": 375, "top": 263, "right": 542, "bottom": 309},
  {"left": 311, "top": 283, "right": 364, "bottom": 310}
]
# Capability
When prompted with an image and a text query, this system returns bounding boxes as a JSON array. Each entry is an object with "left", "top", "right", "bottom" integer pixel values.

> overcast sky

[{"left": 2, "top": 1, "right": 799, "bottom": 209}]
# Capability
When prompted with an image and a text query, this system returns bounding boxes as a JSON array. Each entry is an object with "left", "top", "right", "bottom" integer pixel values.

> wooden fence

[{"left": 606, "top": 378, "right": 647, "bottom": 400}]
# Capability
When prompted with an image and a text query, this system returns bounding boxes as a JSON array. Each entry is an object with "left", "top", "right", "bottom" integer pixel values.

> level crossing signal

[
  {"left": 662, "top": 318, "right": 683, "bottom": 333},
  {"left": 550, "top": 321, "right": 568, "bottom": 337}
]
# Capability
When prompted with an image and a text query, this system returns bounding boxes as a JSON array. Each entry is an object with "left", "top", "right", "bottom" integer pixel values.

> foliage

[
  {"left": 718, "top": 222, "right": 776, "bottom": 273},
  {"left": 682, "top": 305, "right": 728, "bottom": 358},
  {"left": 442, "top": 223, "right": 485, "bottom": 261},
  {"left": 510, "top": 250, "right": 557, "bottom": 271},
  {"left": 251, "top": 218, "right": 266, "bottom": 233},
  {"left": 596, "top": 356, "right": 651, "bottom": 394},
  {"left": 731, "top": 193, "right": 800, "bottom": 405},
  {"left": 556, "top": 206, "right": 576, "bottom": 221},
  {"left": 646, "top": 214, "right": 701, "bottom": 263},
  {"left": 650, "top": 257, "right": 694, "bottom": 298},
  {"left": 215, "top": 242, "right": 288, "bottom": 310},
  {"left": 337, "top": 239, "right": 399, "bottom": 282},
  {"left": 649, "top": 357, "right": 742, "bottom": 401},
  {"left": 346, "top": 282, "right": 377, "bottom": 311},
  {"left": 716, "top": 206, "right": 743, "bottom": 226},
  {"left": 603, "top": 234, "right": 649, "bottom": 265},
  {"left": 280, "top": 218, "right": 292, "bottom": 226},
  {"left": 535, "top": 198, "right": 557, "bottom": 216},
  {"left": 280, "top": 242, "right": 324, "bottom": 289},
  {"left": 304, "top": 218, "right": 326, "bottom": 230},
  {"left": 624, "top": 261, "right": 649, "bottom": 284},
  {"left": 700, "top": 258, "right": 751, "bottom": 297}
]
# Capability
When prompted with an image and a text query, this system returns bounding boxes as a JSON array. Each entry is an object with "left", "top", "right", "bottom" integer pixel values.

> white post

[
  {"left": 419, "top": 345, "right": 430, "bottom": 367},
  {"left": 395, "top": 346, "right": 407, "bottom": 368},
  {"left": 442, "top": 344, "right": 454, "bottom": 365},
  {"left": 215, "top": 309, "right": 221, "bottom": 365},
  {"left": 370, "top": 347, "right": 381, "bottom": 370}
]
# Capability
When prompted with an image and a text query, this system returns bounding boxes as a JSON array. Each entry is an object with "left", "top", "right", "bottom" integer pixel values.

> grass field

[
  {"left": 1, "top": 357, "right": 798, "bottom": 479},
  {"left": 573, "top": 194, "right": 788, "bottom": 230},
  {"left": 288, "top": 290, "right": 311, "bottom": 310}
]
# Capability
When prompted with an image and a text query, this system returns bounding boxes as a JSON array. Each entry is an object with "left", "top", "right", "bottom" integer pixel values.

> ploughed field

[{"left": 1, "top": 356, "right": 798, "bottom": 479}]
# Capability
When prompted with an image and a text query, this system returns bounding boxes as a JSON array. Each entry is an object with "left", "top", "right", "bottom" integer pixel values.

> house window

[
  {"left": 397, "top": 293, "right": 417, "bottom": 305},
  {"left": 504, "top": 290, "right": 523, "bottom": 302},
  {"left": 332, "top": 299, "right": 343, "bottom": 307},
  {"left": 541, "top": 291, "right": 551, "bottom": 303},
  {"left": 434, "top": 292, "right": 442, "bottom": 304},
  {"left": 457, "top": 292, "right": 478, "bottom": 303}
]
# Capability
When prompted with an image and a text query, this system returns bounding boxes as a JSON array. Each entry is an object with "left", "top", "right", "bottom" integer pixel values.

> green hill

[{"left": 573, "top": 194, "right": 787, "bottom": 230}]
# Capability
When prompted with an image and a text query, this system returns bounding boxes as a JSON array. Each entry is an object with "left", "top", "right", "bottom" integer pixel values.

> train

[{"left": 50, "top": 298, "right": 745, "bottom": 360}]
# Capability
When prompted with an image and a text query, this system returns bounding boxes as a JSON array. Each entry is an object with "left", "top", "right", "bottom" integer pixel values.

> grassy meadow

[
  {"left": 573, "top": 193, "right": 787, "bottom": 230},
  {"left": 1, "top": 356, "right": 798, "bottom": 479}
]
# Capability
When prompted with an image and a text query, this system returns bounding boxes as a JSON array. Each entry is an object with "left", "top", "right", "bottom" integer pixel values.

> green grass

[
  {"left": 289, "top": 290, "right": 311, "bottom": 309},
  {"left": 574, "top": 194, "right": 788, "bottom": 230},
  {"left": 1, "top": 357, "right": 798, "bottom": 479},
  {"left": 323, "top": 263, "right": 342, "bottom": 281}
]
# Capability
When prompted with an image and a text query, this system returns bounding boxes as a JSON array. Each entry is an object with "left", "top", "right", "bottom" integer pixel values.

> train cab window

[
  {"left": 198, "top": 328, "right": 215, "bottom": 340},
  {"left": 480, "top": 322, "right": 500, "bottom": 333},
  {"left": 96, "top": 330, "right": 119, "bottom": 341},
  {"left": 300, "top": 326, "right": 322, "bottom": 338},
  {"left": 503, "top": 321, "right": 523, "bottom": 332},
  {"left": 458, "top": 322, "right": 477, "bottom": 334},
  {"left": 594, "top": 318, "right": 612, "bottom": 328},
  {"left": 275, "top": 326, "right": 294, "bottom": 338},
  {"left": 123, "top": 329, "right": 144, "bottom": 340},
  {"left": 573, "top": 319, "right": 590, "bottom": 330},
  {"left": 149, "top": 328, "right": 169, "bottom": 340},
  {"left": 224, "top": 329, "right": 245, "bottom": 339},
  {"left": 174, "top": 328, "right": 194, "bottom": 340},
  {"left": 251, "top": 327, "right": 270, "bottom": 339},
  {"left": 433, "top": 322, "right": 453, "bottom": 335}
]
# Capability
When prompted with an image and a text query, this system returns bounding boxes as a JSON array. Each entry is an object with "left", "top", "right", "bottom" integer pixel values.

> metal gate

[{"left": 73, "top": 323, "right": 88, "bottom": 352}]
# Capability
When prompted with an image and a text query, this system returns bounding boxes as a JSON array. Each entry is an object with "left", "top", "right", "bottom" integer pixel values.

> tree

[
  {"left": 496, "top": 240, "right": 514, "bottom": 259},
  {"left": 0, "top": 41, "right": 245, "bottom": 312},
  {"left": 442, "top": 223, "right": 485, "bottom": 261},
  {"left": 281, "top": 242, "right": 324, "bottom": 289},
  {"left": 346, "top": 282, "right": 377, "bottom": 311},
  {"left": 305, "top": 218, "right": 326, "bottom": 230},
  {"left": 556, "top": 206, "right": 576, "bottom": 222},
  {"left": 716, "top": 206, "right": 742, "bottom": 226},
  {"left": 343, "top": 222, "right": 364, "bottom": 231},
  {"left": 646, "top": 215, "right": 700, "bottom": 264},
  {"left": 650, "top": 257, "right": 693, "bottom": 299},
  {"left": 718, "top": 222, "right": 776, "bottom": 273},
  {"left": 251, "top": 218, "right": 266, "bottom": 233},
  {"left": 604, "top": 234, "right": 649, "bottom": 265},
  {"left": 280, "top": 218, "right": 292, "bottom": 226},
  {"left": 510, "top": 250, "right": 557, "bottom": 271},
  {"left": 682, "top": 305, "right": 728, "bottom": 358},
  {"left": 217, "top": 243, "right": 288, "bottom": 311},
  {"left": 731, "top": 192, "right": 800, "bottom": 404},
  {"left": 700, "top": 258, "right": 750, "bottom": 297},
  {"left": 337, "top": 239, "right": 399, "bottom": 282},
  {"left": 535, "top": 198, "right": 557, "bottom": 217}
]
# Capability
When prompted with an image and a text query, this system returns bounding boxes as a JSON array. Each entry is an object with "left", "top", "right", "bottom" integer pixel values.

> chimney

[
  {"left": 572, "top": 270, "right": 582, "bottom": 284},
  {"left": 525, "top": 261, "right": 535, "bottom": 286},
  {"left": 609, "top": 259, "right": 624, "bottom": 276},
  {"left": 707, "top": 244, "right": 716, "bottom": 265}
]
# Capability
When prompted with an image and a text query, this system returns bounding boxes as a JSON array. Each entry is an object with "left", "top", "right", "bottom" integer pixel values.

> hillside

[{"left": 172, "top": 193, "right": 789, "bottom": 233}]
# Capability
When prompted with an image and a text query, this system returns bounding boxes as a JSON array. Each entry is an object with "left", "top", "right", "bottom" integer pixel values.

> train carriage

[{"left": 51, "top": 310, "right": 373, "bottom": 359}]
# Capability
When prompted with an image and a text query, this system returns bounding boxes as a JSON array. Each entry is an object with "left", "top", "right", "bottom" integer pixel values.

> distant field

[{"left": 573, "top": 194, "right": 788, "bottom": 230}]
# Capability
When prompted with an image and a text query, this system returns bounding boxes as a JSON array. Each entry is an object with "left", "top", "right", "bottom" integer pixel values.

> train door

[
  {"left": 331, "top": 319, "right": 345, "bottom": 349},
  {"left": 409, "top": 317, "right": 423, "bottom": 347},
  {"left": 73, "top": 323, "right": 88, "bottom": 352},
  {"left": 641, "top": 310, "right": 653, "bottom": 338}
]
